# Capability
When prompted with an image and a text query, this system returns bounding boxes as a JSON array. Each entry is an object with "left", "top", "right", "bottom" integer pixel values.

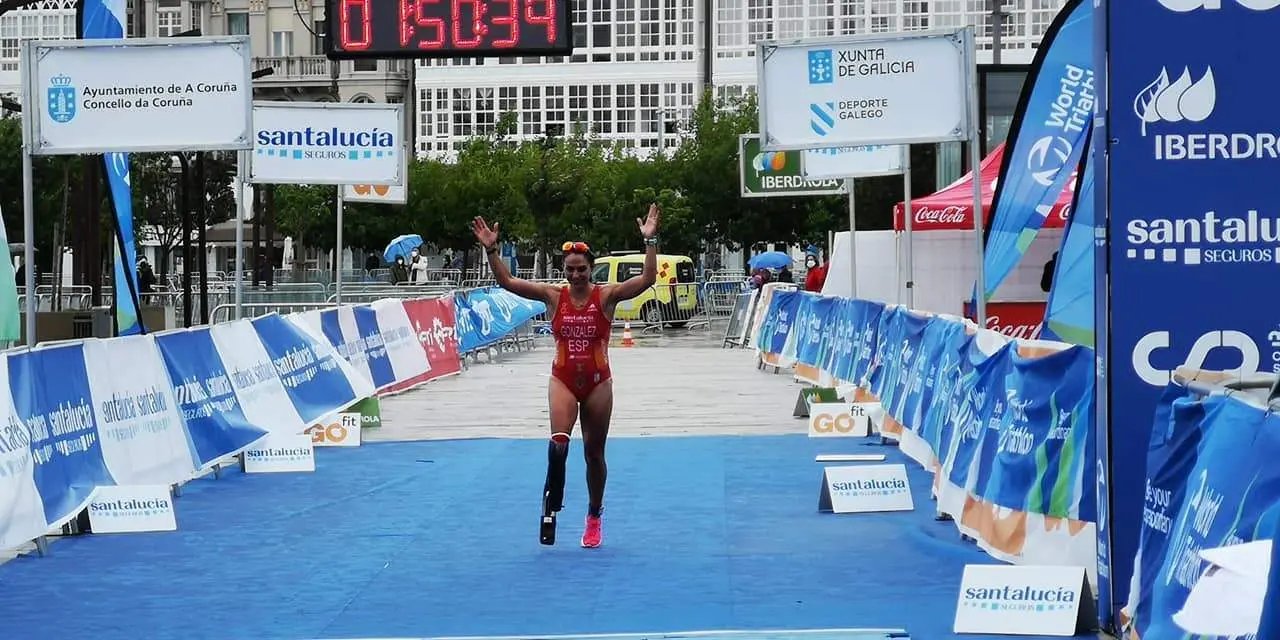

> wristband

[
  {"left": 486, "top": 246, "right": 499, "bottom": 255},
  {"left": 643, "top": 237, "right": 659, "bottom": 247}
]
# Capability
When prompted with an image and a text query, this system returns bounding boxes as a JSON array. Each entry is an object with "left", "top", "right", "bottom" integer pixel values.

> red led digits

[
  {"left": 451, "top": 0, "right": 487, "bottom": 48},
  {"left": 339, "top": 0, "right": 373, "bottom": 49},
  {"left": 400, "top": 0, "right": 447, "bottom": 48},
  {"left": 490, "top": 0, "right": 520, "bottom": 47},
  {"left": 524, "top": 0, "right": 556, "bottom": 43}
]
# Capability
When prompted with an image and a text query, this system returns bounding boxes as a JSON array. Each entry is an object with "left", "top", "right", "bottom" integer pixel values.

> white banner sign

[
  {"left": 87, "top": 485, "right": 178, "bottom": 534},
  {"left": 243, "top": 433, "right": 315, "bottom": 473},
  {"left": 954, "top": 565, "right": 1091, "bottom": 636},
  {"left": 23, "top": 36, "right": 253, "bottom": 156},
  {"left": 817, "top": 464, "right": 914, "bottom": 514},
  {"left": 343, "top": 183, "right": 408, "bottom": 204},
  {"left": 758, "top": 28, "right": 973, "bottom": 151},
  {"left": 802, "top": 145, "right": 904, "bottom": 180},
  {"left": 251, "top": 102, "right": 405, "bottom": 185}
]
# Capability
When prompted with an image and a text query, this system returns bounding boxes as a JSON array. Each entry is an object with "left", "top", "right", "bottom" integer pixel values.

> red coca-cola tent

[{"left": 892, "top": 143, "right": 1077, "bottom": 232}]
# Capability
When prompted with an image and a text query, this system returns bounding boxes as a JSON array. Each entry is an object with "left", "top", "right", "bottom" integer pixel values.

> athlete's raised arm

[
  {"left": 473, "top": 216, "right": 556, "bottom": 304},
  {"left": 606, "top": 204, "right": 661, "bottom": 306}
]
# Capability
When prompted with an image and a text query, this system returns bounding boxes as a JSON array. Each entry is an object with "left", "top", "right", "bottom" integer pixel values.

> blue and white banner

[
  {"left": 0, "top": 294, "right": 525, "bottom": 552},
  {"left": 981, "top": 0, "right": 1093, "bottom": 300},
  {"left": 1144, "top": 394, "right": 1280, "bottom": 640},
  {"left": 77, "top": 0, "right": 142, "bottom": 336},
  {"left": 153, "top": 327, "right": 269, "bottom": 470},
  {"left": 453, "top": 287, "right": 547, "bottom": 354},
  {"left": 1101, "top": 0, "right": 1280, "bottom": 625},
  {"left": 1122, "top": 382, "right": 1205, "bottom": 638},
  {"left": 7, "top": 343, "right": 113, "bottom": 533}
]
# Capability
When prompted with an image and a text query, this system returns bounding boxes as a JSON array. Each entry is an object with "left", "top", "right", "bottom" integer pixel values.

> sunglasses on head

[{"left": 562, "top": 241, "right": 591, "bottom": 254}]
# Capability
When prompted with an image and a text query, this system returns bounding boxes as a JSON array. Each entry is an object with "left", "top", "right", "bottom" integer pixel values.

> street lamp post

[{"left": 172, "top": 153, "right": 192, "bottom": 327}]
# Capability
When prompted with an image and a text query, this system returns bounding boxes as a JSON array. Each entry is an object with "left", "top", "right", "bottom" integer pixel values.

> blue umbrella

[
  {"left": 383, "top": 234, "right": 423, "bottom": 263},
  {"left": 748, "top": 251, "right": 793, "bottom": 270}
]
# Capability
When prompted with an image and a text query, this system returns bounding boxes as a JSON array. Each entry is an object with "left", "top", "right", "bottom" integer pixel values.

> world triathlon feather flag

[
  {"left": 980, "top": 0, "right": 1093, "bottom": 300},
  {"left": 77, "top": 0, "right": 144, "bottom": 336},
  {"left": 1042, "top": 129, "right": 1095, "bottom": 347}
]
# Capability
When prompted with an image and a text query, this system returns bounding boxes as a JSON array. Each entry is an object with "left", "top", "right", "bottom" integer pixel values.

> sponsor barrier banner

[
  {"left": 1101, "top": 0, "right": 1280, "bottom": 623},
  {"left": 453, "top": 287, "right": 546, "bottom": 354},
  {"left": 153, "top": 326, "right": 270, "bottom": 469},
  {"left": 754, "top": 291, "right": 1097, "bottom": 580},
  {"left": 0, "top": 295, "right": 506, "bottom": 552},
  {"left": 399, "top": 297, "right": 463, "bottom": 383},
  {"left": 1141, "top": 391, "right": 1280, "bottom": 640},
  {"left": 1121, "top": 382, "right": 1205, "bottom": 637}
]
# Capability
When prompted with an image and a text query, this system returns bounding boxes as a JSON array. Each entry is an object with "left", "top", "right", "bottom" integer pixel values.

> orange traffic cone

[{"left": 620, "top": 322, "right": 635, "bottom": 347}]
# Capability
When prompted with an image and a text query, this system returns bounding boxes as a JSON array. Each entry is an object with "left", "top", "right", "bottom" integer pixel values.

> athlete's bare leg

[
  {"left": 541, "top": 378, "right": 579, "bottom": 545},
  {"left": 578, "top": 380, "right": 614, "bottom": 547}
]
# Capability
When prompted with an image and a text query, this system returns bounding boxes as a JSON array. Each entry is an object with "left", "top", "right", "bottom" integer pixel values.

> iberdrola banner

[
  {"left": 78, "top": 0, "right": 144, "bottom": 336},
  {"left": 980, "top": 0, "right": 1094, "bottom": 300}
]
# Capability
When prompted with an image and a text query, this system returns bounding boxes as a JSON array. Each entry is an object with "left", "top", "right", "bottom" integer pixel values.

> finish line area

[{"left": 0, "top": 342, "right": 1073, "bottom": 640}]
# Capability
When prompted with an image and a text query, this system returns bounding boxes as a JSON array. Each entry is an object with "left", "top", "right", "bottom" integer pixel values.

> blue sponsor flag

[
  {"left": 78, "top": 0, "right": 143, "bottom": 336},
  {"left": 980, "top": 0, "right": 1093, "bottom": 301},
  {"left": 1042, "top": 129, "right": 1096, "bottom": 347},
  {"left": 153, "top": 328, "right": 268, "bottom": 468}
]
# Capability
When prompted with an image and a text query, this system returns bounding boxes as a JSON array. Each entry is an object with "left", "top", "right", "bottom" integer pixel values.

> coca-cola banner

[
  {"left": 893, "top": 144, "right": 1075, "bottom": 232},
  {"left": 396, "top": 297, "right": 463, "bottom": 389},
  {"left": 963, "top": 300, "right": 1048, "bottom": 341}
]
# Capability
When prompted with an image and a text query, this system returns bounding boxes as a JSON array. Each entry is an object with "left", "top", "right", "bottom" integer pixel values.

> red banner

[
  {"left": 383, "top": 297, "right": 463, "bottom": 394},
  {"left": 963, "top": 300, "right": 1047, "bottom": 341}
]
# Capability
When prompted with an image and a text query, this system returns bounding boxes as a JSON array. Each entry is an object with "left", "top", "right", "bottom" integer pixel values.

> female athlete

[{"left": 471, "top": 205, "right": 660, "bottom": 548}]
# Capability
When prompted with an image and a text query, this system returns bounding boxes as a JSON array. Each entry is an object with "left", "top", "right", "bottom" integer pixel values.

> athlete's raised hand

[
  {"left": 472, "top": 216, "right": 500, "bottom": 249},
  {"left": 637, "top": 203, "right": 660, "bottom": 239}
]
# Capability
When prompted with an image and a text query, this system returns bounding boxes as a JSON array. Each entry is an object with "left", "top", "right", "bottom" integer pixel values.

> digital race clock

[{"left": 325, "top": 0, "right": 573, "bottom": 59}]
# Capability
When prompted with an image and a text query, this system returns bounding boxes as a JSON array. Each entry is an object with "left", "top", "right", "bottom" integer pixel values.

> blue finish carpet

[{"left": 0, "top": 434, "right": 1089, "bottom": 640}]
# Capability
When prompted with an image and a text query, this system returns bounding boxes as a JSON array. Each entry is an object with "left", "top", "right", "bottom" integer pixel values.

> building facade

[
  {"left": 0, "top": 0, "right": 411, "bottom": 107},
  {"left": 414, "top": 0, "right": 1068, "bottom": 159}
]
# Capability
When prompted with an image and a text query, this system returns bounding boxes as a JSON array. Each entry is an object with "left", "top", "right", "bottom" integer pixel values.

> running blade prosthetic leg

[{"left": 541, "top": 433, "right": 570, "bottom": 545}]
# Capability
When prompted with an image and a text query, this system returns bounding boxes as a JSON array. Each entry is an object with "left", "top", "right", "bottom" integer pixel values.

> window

[
  {"left": 156, "top": 0, "right": 182, "bottom": 36},
  {"left": 271, "top": 31, "right": 293, "bottom": 56},
  {"left": 189, "top": 1, "right": 206, "bottom": 34},
  {"left": 313, "top": 20, "right": 326, "bottom": 54},
  {"left": 354, "top": 59, "right": 378, "bottom": 71},
  {"left": 675, "top": 262, "right": 695, "bottom": 283},
  {"left": 619, "top": 263, "right": 643, "bottom": 280},
  {"left": 226, "top": 11, "right": 249, "bottom": 36},
  {"left": 591, "top": 264, "right": 611, "bottom": 283}
]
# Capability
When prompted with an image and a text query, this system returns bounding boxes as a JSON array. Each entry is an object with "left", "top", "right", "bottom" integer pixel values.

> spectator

[
  {"left": 136, "top": 258, "right": 156, "bottom": 294},
  {"left": 778, "top": 266, "right": 794, "bottom": 283},
  {"left": 803, "top": 253, "right": 827, "bottom": 292},
  {"left": 391, "top": 256, "right": 409, "bottom": 284},
  {"left": 1041, "top": 251, "right": 1058, "bottom": 293},
  {"left": 409, "top": 248, "right": 429, "bottom": 283}
]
